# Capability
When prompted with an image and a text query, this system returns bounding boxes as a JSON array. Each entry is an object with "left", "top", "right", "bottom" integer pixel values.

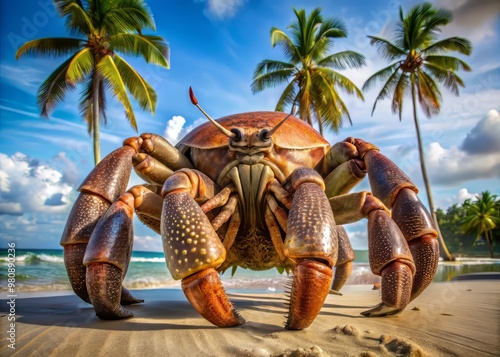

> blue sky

[{"left": 0, "top": 0, "right": 499, "bottom": 252}]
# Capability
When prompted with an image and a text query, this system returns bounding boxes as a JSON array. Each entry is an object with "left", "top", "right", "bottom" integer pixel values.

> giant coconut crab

[{"left": 60, "top": 88, "right": 439, "bottom": 330}]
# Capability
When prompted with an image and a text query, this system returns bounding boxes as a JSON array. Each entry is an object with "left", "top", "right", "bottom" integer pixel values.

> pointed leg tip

[
  {"left": 361, "top": 303, "right": 402, "bottom": 317},
  {"left": 96, "top": 308, "right": 134, "bottom": 320},
  {"left": 120, "top": 287, "right": 144, "bottom": 305},
  {"left": 234, "top": 313, "right": 246, "bottom": 327},
  {"left": 121, "top": 298, "right": 144, "bottom": 305},
  {"left": 329, "top": 289, "right": 343, "bottom": 296}
]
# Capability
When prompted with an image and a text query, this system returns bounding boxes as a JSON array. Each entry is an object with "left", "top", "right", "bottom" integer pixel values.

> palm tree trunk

[
  {"left": 486, "top": 230, "right": 495, "bottom": 258},
  {"left": 411, "top": 77, "right": 453, "bottom": 261},
  {"left": 92, "top": 73, "right": 101, "bottom": 165}
]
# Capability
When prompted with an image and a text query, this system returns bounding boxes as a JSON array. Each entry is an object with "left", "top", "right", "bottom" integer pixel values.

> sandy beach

[{"left": 1, "top": 277, "right": 499, "bottom": 357}]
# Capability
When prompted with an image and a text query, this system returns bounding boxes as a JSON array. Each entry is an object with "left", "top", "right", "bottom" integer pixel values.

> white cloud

[
  {"left": 163, "top": 115, "right": 186, "bottom": 144},
  {"left": 440, "top": 188, "right": 478, "bottom": 208},
  {"left": 162, "top": 116, "right": 208, "bottom": 145},
  {"left": 200, "top": 0, "right": 246, "bottom": 20},
  {"left": 0, "top": 152, "right": 74, "bottom": 215},
  {"left": 461, "top": 109, "right": 500, "bottom": 154},
  {"left": 385, "top": 109, "right": 500, "bottom": 187},
  {"left": 421, "top": 142, "right": 500, "bottom": 186}
]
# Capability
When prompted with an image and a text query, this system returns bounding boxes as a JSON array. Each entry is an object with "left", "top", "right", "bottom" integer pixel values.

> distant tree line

[{"left": 436, "top": 191, "right": 500, "bottom": 258}]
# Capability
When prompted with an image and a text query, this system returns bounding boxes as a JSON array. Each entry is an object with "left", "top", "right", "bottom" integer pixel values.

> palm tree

[
  {"left": 362, "top": 2, "right": 472, "bottom": 260},
  {"left": 461, "top": 191, "right": 499, "bottom": 258},
  {"left": 16, "top": 0, "right": 169, "bottom": 164},
  {"left": 251, "top": 7, "right": 365, "bottom": 135}
]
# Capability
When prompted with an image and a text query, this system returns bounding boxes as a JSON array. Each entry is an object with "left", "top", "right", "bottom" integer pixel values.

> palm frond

[
  {"left": 370, "top": 68, "right": 402, "bottom": 116},
  {"left": 109, "top": 33, "right": 169, "bottom": 68},
  {"left": 16, "top": 37, "right": 83, "bottom": 60},
  {"left": 54, "top": 0, "right": 95, "bottom": 36},
  {"left": 251, "top": 69, "right": 295, "bottom": 94},
  {"left": 253, "top": 59, "right": 295, "bottom": 78},
  {"left": 275, "top": 81, "right": 297, "bottom": 112},
  {"left": 311, "top": 70, "right": 351, "bottom": 131},
  {"left": 104, "top": 0, "right": 156, "bottom": 33},
  {"left": 316, "top": 17, "right": 347, "bottom": 40},
  {"left": 317, "top": 67, "right": 364, "bottom": 99},
  {"left": 423, "top": 63, "right": 464, "bottom": 95},
  {"left": 96, "top": 55, "right": 137, "bottom": 131},
  {"left": 419, "top": 7, "right": 452, "bottom": 44},
  {"left": 362, "top": 61, "right": 401, "bottom": 91},
  {"left": 37, "top": 55, "right": 76, "bottom": 117},
  {"left": 270, "top": 27, "right": 300, "bottom": 63},
  {"left": 392, "top": 72, "right": 410, "bottom": 119},
  {"left": 317, "top": 50, "right": 365, "bottom": 70},
  {"left": 66, "top": 47, "right": 94, "bottom": 84},
  {"left": 368, "top": 36, "right": 406, "bottom": 60},
  {"left": 422, "top": 37, "right": 472, "bottom": 55},
  {"left": 416, "top": 69, "right": 442, "bottom": 117},
  {"left": 424, "top": 55, "right": 472, "bottom": 72},
  {"left": 114, "top": 54, "right": 156, "bottom": 112}
]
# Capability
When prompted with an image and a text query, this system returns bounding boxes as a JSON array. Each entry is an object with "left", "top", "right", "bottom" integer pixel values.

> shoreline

[{"left": 1, "top": 279, "right": 499, "bottom": 356}]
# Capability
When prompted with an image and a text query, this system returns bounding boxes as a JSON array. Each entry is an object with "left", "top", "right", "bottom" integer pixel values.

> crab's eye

[
  {"left": 258, "top": 129, "right": 270, "bottom": 141},
  {"left": 230, "top": 128, "right": 243, "bottom": 142}
]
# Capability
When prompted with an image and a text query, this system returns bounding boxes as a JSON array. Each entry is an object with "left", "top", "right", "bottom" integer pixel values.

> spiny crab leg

[{"left": 161, "top": 169, "right": 244, "bottom": 327}]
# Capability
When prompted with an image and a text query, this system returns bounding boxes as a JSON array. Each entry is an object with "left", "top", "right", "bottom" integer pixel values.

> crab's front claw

[
  {"left": 286, "top": 259, "right": 333, "bottom": 330},
  {"left": 284, "top": 168, "right": 337, "bottom": 330},
  {"left": 182, "top": 268, "right": 245, "bottom": 327},
  {"left": 161, "top": 169, "right": 243, "bottom": 327}
]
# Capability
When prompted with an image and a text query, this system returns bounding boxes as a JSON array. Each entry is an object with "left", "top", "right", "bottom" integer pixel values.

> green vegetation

[
  {"left": 251, "top": 7, "right": 365, "bottom": 135},
  {"left": 437, "top": 191, "right": 500, "bottom": 258},
  {"left": 363, "top": 2, "right": 472, "bottom": 261},
  {"left": 16, "top": 0, "right": 169, "bottom": 164}
]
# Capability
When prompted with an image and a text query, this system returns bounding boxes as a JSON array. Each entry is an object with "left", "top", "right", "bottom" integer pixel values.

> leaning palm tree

[
  {"left": 16, "top": 0, "right": 169, "bottom": 164},
  {"left": 363, "top": 2, "right": 472, "bottom": 260},
  {"left": 251, "top": 7, "right": 365, "bottom": 135},
  {"left": 461, "top": 191, "right": 499, "bottom": 258}
]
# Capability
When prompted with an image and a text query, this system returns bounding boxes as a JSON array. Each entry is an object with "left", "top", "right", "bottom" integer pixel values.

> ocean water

[{"left": 1, "top": 249, "right": 499, "bottom": 293}]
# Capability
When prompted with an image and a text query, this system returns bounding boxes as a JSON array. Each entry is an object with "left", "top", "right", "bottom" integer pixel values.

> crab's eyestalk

[
  {"left": 265, "top": 113, "right": 293, "bottom": 139},
  {"left": 189, "top": 87, "right": 234, "bottom": 139}
]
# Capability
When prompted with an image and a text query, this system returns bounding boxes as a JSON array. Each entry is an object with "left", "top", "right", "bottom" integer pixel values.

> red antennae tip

[{"left": 189, "top": 87, "right": 198, "bottom": 105}]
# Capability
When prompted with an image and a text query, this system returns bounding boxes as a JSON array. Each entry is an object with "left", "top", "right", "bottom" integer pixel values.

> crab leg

[
  {"left": 129, "top": 185, "right": 164, "bottom": 234},
  {"left": 60, "top": 140, "right": 140, "bottom": 303},
  {"left": 161, "top": 169, "right": 244, "bottom": 327},
  {"left": 329, "top": 190, "right": 416, "bottom": 316},
  {"left": 83, "top": 192, "right": 143, "bottom": 319},
  {"left": 283, "top": 168, "right": 337, "bottom": 330},
  {"left": 324, "top": 159, "right": 366, "bottom": 197},
  {"left": 331, "top": 226, "right": 355, "bottom": 294},
  {"left": 362, "top": 148, "right": 439, "bottom": 302}
]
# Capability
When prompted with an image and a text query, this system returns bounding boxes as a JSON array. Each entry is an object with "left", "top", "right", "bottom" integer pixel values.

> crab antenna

[
  {"left": 189, "top": 87, "right": 234, "bottom": 138},
  {"left": 265, "top": 105, "right": 296, "bottom": 138}
]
